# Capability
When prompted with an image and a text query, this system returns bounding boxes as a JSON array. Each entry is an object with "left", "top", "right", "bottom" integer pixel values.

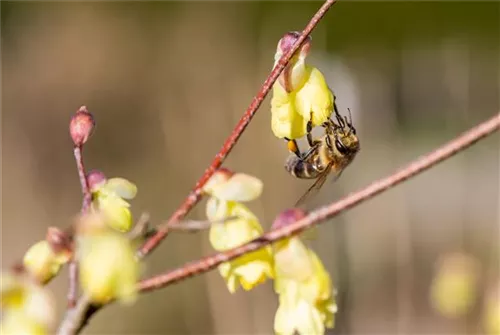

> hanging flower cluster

[
  {"left": 272, "top": 209, "right": 337, "bottom": 335},
  {"left": 204, "top": 171, "right": 336, "bottom": 334},
  {"left": 203, "top": 169, "right": 274, "bottom": 293},
  {"left": 0, "top": 272, "right": 56, "bottom": 334},
  {"left": 270, "top": 31, "right": 335, "bottom": 140}
]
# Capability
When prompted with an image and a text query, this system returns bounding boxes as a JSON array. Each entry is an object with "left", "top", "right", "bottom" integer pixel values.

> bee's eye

[{"left": 335, "top": 139, "right": 349, "bottom": 155}]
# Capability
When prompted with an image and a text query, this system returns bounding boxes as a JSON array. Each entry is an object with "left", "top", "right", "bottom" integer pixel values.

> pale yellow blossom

[
  {"left": 273, "top": 237, "right": 337, "bottom": 335},
  {"left": 204, "top": 170, "right": 273, "bottom": 293},
  {"left": 23, "top": 240, "right": 71, "bottom": 284},
  {"left": 88, "top": 171, "right": 137, "bottom": 233},
  {"left": 271, "top": 32, "right": 334, "bottom": 140},
  {"left": 78, "top": 231, "right": 139, "bottom": 305},
  {"left": 0, "top": 272, "right": 55, "bottom": 334}
]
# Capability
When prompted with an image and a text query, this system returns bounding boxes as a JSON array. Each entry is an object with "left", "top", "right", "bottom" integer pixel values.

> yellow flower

[
  {"left": 204, "top": 170, "right": 273, "bottom": 293},
  {"left": 1, "top": 272, "right": 56, "bottom": 334},
  {"left": 271, "top": 32, "right": 334, "bottom": 139},
  {"left": 0, "top": 313, "right": 48, "bottom": 335},
  {"left": 430, "top": 253, "right": 480, "bottom": 318},
  {"left": 88, "top": 170, "right": 137, "bottom": 233},
  {"left": 23, "top": 240, "right": 71, "bottom": 284},
  {"left": 483, "top": 282, "right": 500, "bottom": 334},
  {"left": 78, "top": 231, "right": 139, "bottom": 305},
  {"left": 273, "top": 237, "right": 337, "bottom": 335},
  {"left": 274, "top": 286, "right": 337, "bottom": 335}
]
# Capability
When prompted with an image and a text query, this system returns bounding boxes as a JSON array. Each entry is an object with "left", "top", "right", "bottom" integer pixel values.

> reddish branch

[
  {"left": 138, "top": 112, "right": 500, "bottom": 292},
  {"left": 137, "top": 0, "right": 338, "bottom": 258}
]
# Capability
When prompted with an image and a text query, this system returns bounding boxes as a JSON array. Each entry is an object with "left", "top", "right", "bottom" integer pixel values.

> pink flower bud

[
  {"left": 278, "top": 31, "right": 312, "bottom": 60},
  {"left": 272, "top": 208, "right": 307, "bottom": 230},
  {"left": 87, "top": 170, "right": 107, "bottom": 191},
  {"left": 214, "top": 168, "right": 234, "bottom": 179},
  {"left": 46, "top": 227, "right": 72, "bottom": 254},
  {"left": 69, "top": 106, "right": 95, "bottom": 146}
]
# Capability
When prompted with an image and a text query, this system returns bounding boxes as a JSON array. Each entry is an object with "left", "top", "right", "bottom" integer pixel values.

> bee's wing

[{"left": 294, "top": 161, "right": 334, "bottom": 207}]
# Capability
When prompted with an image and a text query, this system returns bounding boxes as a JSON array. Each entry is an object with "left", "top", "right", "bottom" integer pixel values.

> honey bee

[{"left": 285, "top": 109, "right": 360, "bottom": 206}]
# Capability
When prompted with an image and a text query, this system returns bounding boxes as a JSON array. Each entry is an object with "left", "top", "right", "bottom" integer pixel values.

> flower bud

[
  {"left": 69, "top": 106, "right": 95, "bottom": 146},
  {"left": 46, "top": 227, "right": 72, "bottom": 255},
  {"left": 87, "top": 170, "right": 107, "bottom": 192},
  {"left": 272, "top": 208, "right": 307, "bottom": 230},
  {"left": 276, "top": 31, "right": 312, "bottom": 62}
]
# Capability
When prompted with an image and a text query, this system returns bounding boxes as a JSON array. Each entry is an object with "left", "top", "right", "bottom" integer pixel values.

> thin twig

[
  {"left": 74, "top": 146, "right": 92, "bottom": 213},
  {"left": 57, "top": 295, "right": 95, "bottom": 335},
  {"left": 127, "top": 213, "right": 152, "bottom": 240},
  {"left": 68, "top": 145, "right": 92, "bottom": 308},
  {"left": 137, "top": 0, "right": 338, "bottom": 258},
  {"left": 138, "top": 112, "right": 500, "bottom": 292},
  {"left": 67, "top": 262, "right": 78, "bottom": 308},
  {"left": 167, "top": 216, "right": 240, "bottom": 233}
]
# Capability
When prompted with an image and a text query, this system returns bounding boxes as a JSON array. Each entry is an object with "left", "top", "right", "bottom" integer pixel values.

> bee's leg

[
  {"left": 307, "top": 112, "right": 322, "bottom": 148},
  {"left": 284, "top": 137, "right": 302, "bottom": 159},
  {"left": 306, "top": 120, "right": 317, "bottom": 148},
  {"left": 301, "top": 142, "right": 319, "bottom": 161}
]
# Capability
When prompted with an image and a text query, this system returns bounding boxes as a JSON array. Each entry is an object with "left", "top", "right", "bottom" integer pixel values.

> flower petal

[
  {"left": 23, "top": 241, "right": 64, "bottom": 284},
  {"left": 295, "top": 66, "right": 333, "bottom": 126},
  {"left": 99, "top": 197, "right": 133, "bottom": 232},
  {"left": 216, "top": 248, "right": 274, "bottom": 293},
  {"left": 271, "top": 84, "right": 308, "bottom": 139},
  {"left": 79, "top": 233, "right": 139, "bottom": 304},
  {"left": 103, "top": 178, "right": 137, "bottom": 199},
  {"left": 210, "top": 174, "right": 263, "bottom": 202},
  {"left": 206, "top": 197, "right": 229, "bottom": 223},
  {"left": 274, "top": 237, "right": 315, "bottom": 283}
]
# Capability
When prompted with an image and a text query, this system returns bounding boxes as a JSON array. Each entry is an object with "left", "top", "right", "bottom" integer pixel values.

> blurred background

[{"left": 1, "top": 1, "right": 499, "bottom": 334}]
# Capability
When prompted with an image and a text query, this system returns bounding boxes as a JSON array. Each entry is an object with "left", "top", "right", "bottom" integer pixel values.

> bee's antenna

[
  {"left": 347, "top": 108, "right": 353, "bottom": 126},
  {"left": 333, "top": 104, "right": 345, "bottom": 127},
  {"left": 346, "top": 108, "right": 356, "bottom": 135},
  {"left": 335, "top": 112, "right": 345, "bottom": 129}
]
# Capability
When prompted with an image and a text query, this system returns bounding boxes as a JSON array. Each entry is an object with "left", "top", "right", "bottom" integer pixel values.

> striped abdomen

[{"left": 285, "top": 154, "right": 323, "bottom": 179}]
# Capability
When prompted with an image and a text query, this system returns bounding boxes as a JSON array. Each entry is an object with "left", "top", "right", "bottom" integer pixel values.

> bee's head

[
  {"left": 327, "top": 108, "right": 360, "bottom": 157},
  {"left": 330, "top": 128, "right": 359, "bottom": 157}
]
